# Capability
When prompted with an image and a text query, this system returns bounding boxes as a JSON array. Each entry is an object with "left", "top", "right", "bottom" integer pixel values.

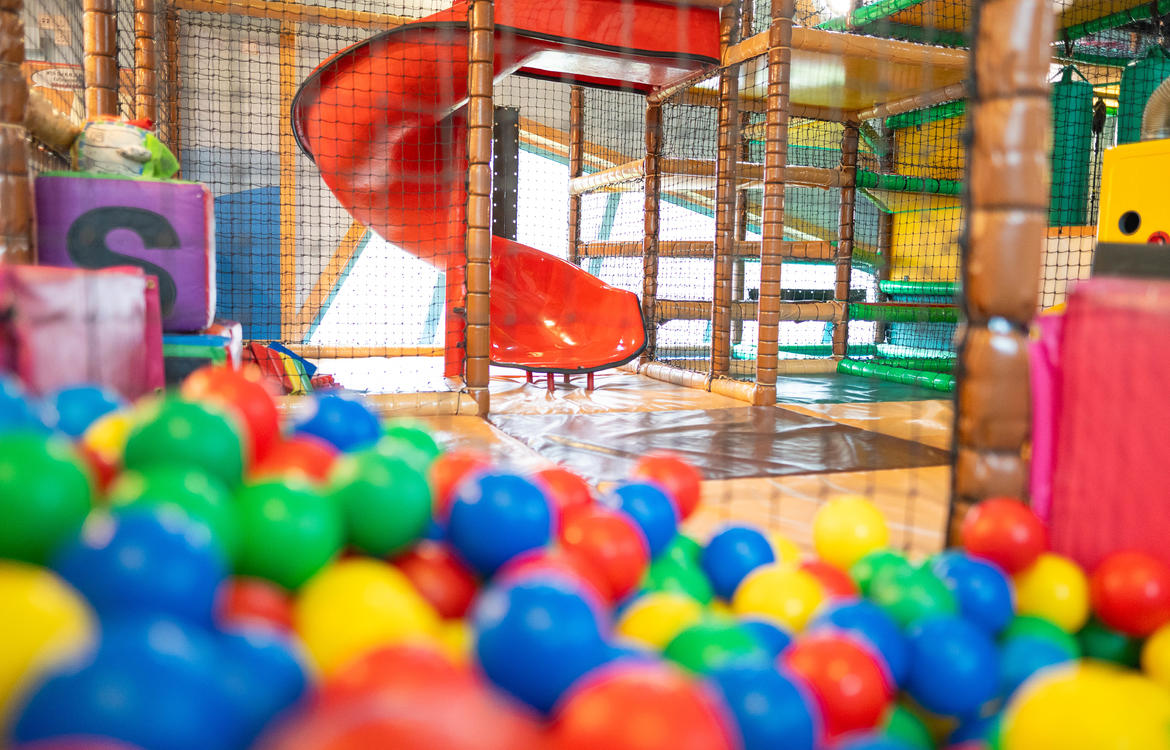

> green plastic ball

[
  {"left": 1078, "top": 617, "right": 1141, "bottom": 667},
  {"left": 869, "top": 564, "right": 957, "bottom": 627},
  {"left": 234, "top": 480, "right": 343, "bottom": 590},
  {"left": 641, "top": 555, "right": 714, "bottom": 604},
  {"left": 663, "top": 619, "right": 770, "bottom": 674},
  {"left": 379, "top": 420, "right": 441, "bottom": 466},
  {"left": 123, "top": 397, "right": 244, "bottom": 488},
  {"left": 883, "top": 703, "right": 933, "bottom": 750},
  {"left": 664, "top": 534, "right": 703, "bottom": 566},
  {"left": 0, "top": 432, "right": 92, "bottom": 564},
  {"left": 331, "top": 451, "right": 431, "bottom": 557},
  {"left": 1002, "top": 615, "right": 1081, "bottom": 658},
  {"left": 107, "top": 466, "right": 238, "bottom": 563},
  {"left": 850, "top": 549, "right": 913, "bottom": 597}
]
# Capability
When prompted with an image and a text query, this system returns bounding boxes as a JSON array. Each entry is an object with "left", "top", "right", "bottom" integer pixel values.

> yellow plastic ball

[
  {"left": 812, "top": 496, "right": 890, "bottom": 570},
  {"left": 1142, "top": 623, "right": 1170, "bottom": 689},
  {"left": 294, "top": 558, "right": 440, "bottom": 677},
  {"left": 1013, "top": 553, "right": 1089, "bottom": 633},
  {"left": 708, "top": 599, "right": 734, "bottom": 618},
  {"left": 732, "top": 563, "right": 825, "bottom": 632},
  {"left": 81, "top": 410, "right": 135, "bottom": 464},
  {"left": 770, "top": 533, "right": 802, "bottom": 565},
  {"left": 616, "top": 592, "right": 705, "bottom": 651},
  {"left": 1001, "top": 662, "right": 1170, "bottom": 750},
  {"left": 0, "top": 562, "right": 95, "bottom": 718},
  {"left": 437, "top": 619, "right": 472, "bottom": 665}
]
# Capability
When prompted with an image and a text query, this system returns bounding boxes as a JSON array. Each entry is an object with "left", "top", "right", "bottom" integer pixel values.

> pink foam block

[{"left": 1029, "top": 313, "right": 1066, "bottom": 523}]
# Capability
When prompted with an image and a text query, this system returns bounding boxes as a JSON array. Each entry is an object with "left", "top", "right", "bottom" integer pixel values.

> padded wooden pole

[
  {"left": 733, "top": 2, "right": 751, "bottom": 348},
  {"left": 134, "top": 0, "right": 158, "bottom": 123},
  {"left": 874, "top": 129, "right": 896, "bottom": 343},
  {"left": 0, "top": 0, "right": 33, "bottom": 263},
  {"left": 465, "top": 0, "right": 494, "bottom": 415},
  {"left": 84, "top": 0, "right": 118, "bottom": 117},
  {"left": 643, "top": 101, "right": 662, "bottom": 361},
  {"left": 567, "top": 86, "right": 584, "bottom": 266},
  {"left": 833, "top": 122, "right": 858, "bottom": 356},
  {"left": 949, "top": 0, "right": 1052, "bottom": 539},
  {"left": 162, "top": 5, "right": 181, "bottom": 160},
  {"left": 754, "top": 0, "right": 796, "bottom": 404},
  {"left": 712, "top": 2, "right": 739, "bottom": 377}
]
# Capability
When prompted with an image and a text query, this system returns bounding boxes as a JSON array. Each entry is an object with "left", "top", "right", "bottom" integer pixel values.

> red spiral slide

[{"left": 292, "top": 0, "right": 719, "bottom": 377}]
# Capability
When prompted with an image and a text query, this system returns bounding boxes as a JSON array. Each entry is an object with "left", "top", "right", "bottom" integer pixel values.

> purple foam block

[{"left": 35, "top": 175, "right": 216, "bottom": 333}]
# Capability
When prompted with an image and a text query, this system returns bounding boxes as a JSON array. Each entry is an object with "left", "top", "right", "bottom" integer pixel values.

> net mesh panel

[{"left": 20, "top": 0, "right": 83, "bottom": 172}]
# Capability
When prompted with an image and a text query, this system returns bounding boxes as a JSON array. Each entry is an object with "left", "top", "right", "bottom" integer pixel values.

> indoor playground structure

[{"left": 6, "top": 0, "right": 1170, "bottom": 747}]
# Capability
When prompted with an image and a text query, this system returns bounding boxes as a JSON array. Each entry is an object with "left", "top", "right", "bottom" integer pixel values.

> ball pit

[{"left": 3, "top": 364, "right": 1170, "bottom": 750}]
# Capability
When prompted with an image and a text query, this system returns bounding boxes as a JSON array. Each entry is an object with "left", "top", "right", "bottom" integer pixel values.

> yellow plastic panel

[{"left": 1098, "top": 139, "right": 1170, "bottom": 243}]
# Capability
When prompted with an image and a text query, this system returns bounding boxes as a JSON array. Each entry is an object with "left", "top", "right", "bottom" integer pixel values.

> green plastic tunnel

[
  {"left": 1050, "top": 66, "right": 1093, "bottom": 227},
  {"left": 1119, "top": 46, "right": 1170, "bottom": 145}
]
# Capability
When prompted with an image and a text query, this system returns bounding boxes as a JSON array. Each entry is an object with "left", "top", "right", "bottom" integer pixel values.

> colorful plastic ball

[
  {"left": 616, "top": 591, "right": 705, "bottom": 650},
  {"left": 1000, "top": 662, "right": 1170, "bottom": 750},
  {"left": 294, "top": 558, "right": 440, "bottom": 676},
  {"left": 533, "top": 466, "right": 595, "bottom": 522},
  {"left": 428, "top": 449, "right": 491, "bottom": 521},
  {"left": 234, "top": 480, "right": 343, "bottom": 590},
  {"left": 550, "top": 662, "right": 738, "bottom": 750},
  {"left": 0, "top": 376, "right": 48, "bottom": 433},
  {"left": 851, "top": 550, "right": 914, "bottom": 597},
  {"left": 12, "top": 615, "right": 235, "bottom": 750},
  {"left": 1089, "top": 550, "right": 1170, "bottom": 637},
  {"left": 439, "top": 618, "right": 473, "bottom": 665},
  {"left": 1142, "top": 623, "right": 1170, "bottom": 690},
  {"left": 1003, "top": 615, "right": 1081, "bottom": 658},
  {"left": 378, "top": 420, "right": 442, "bottom": 469},
  {"left": 497, "top": 547, "right": 610, "bottom": 606},
  {"left": 708, "top": 663, "right": 821, "bottom": 750},
  {"left": 812, "top": 600, "right": 909, "bottom": 686},
  {"left": 881, "top": 703, "right": 933, "bottom": 750},
  {"left": 999, "top": 634, "right": 1072, "bottom": 697},
  {"left": 630, "top": 451, "right": 703, "bottom": 520},
  {"left": 330, "top": 451, "right": 431, "bottom": 557},
  {"left": 930, "top": 551, "right": 1015, "bottom": 633},
  {"left": 1078, "top": 617, "right": 1141, "bottom": 667},
  {"left": 905, "top": 615, "right": 998, "bottom": 716},
  {"left": 473, "top": 576, "right": 609, "bottom": 713},
  {"left": 0, "top": 433, "right": 92, "bottom": 564},
  {"left": 1013, "top": 553, "right": 1089, "bottom": 633},
  {"left": 813, "top": 496, "right": 890, "bottom": 570},
  {"left": 251, "top": 436, "right": 338, "bottom": 485},
  {"left": 216, "top": 576, "right": 295, "bottom": 633},
  {"left": 960, "top": 498, "right": 1047, "bottom": 574},
  {"left": 181, "top": 365, "right": 281, "bottom": 463},
  {"left": 740, "top": 618, "right": 793, "bottom": 659},
  {"left": 53, "top": 510, "right": 225, "bottom": 624},
  {"left": 293, "top": 393, "right": 381, "bottom": 453},
  {"left": 12, "top": 739, "right": 144, "bottom": 750},
  {"left": 47, "top": 385, "right": 122, "bottom": 438},
  {"left": 782, "top": 632, "right": 894, "bottom": 740},
  {"left": 0, "top": 562, "right": 95, "bottom": 717},
  {"left": 448, "top": 472, "right": 553, "bottom": 576},
  {"left": 107, "top": 466, "right": 238, "bottom": 563},
  {"left": 868, "top": 565, "right": 957, "bottom": 628},
  {"left": 948, "top": 713, "right": 1001, "bottom": 746},
  {"left": 665, "top": 533, "right": 703, "bottom": 566},
  {"left": 642, "top": 554, "right": 714, "bottom": 604},
  {"left": 605, "top": 481, "right": 679, "bottom": 558},
  {"left": 559, "top": 505, "right": 649, "bottom": 602},
  {"left": 394, "top": 540, "right": 479, "bottom": 619},
  {"left": 733, "top": 563, "right": 826, "bottom": 632},
  {"left": 663, "top": 619, "right": 771, "bottom": 674},
  {"left": 315, "top": 643, "right": 475, "bottom": 708},
  {"left": 124, "top": 397, "right": 245, "bottom": 487},
  {"left": 801, "top": 559, "right": 860, "bottom": 599},
  {"left": 216, "top": 626, "right": 308, "bottom": 746},
  {"left": 701, "top": 525, "right": 776, "bottom": 600}
]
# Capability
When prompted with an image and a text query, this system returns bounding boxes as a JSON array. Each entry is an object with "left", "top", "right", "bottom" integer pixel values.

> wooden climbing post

[
  {"left": 83, "top": 0, "right": 118, "bottom": 117},
  {"left": 134, "top": 0, "right": 158, "bottom": 124},
  {"left": 568, "top": 86, "right": 584, "bottom": 266},
  {"left": 712, "top": 2, "right": 740, "bottom": 377},
  {"left": 833, "top": 122, "right": 859, "bottom": 356},
  {"left": 465, "top": 0, "right": 494, "bottom": 415},
  {"left": 643, "top": 101, "right": 663, "bottom": 361},
  {"left": 0, "top": 0, "right": 33, "bottom": 263}
]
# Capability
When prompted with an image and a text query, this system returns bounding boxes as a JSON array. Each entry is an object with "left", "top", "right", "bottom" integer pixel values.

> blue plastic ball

[
  {"left": 700, "top": 525, "right": 775, "bottom": 600},
  {"left": 473, "top": 576, "right": 609, "bottom": 713},
  {"left": 998, "top": 634, "right": 1071, "bottom": 697},
  {"left": 294, "top": 393, "right": 381, "bottom": 452},
  {"left": 48, "top": 385, "right": 123, "bottom": 438},
  {"left": 949, "top": 713, "right": 1001, "bottom": 745},
  {"left": 835, "top": 734, "right": 917, "bottom": 750},
  {"left": 13, "top": 616, "right": 236, "bottom": 750},
  {"left": 52, "top": 509, "right": 226, "bottom": 624},
  {"left": 708, "top": 663, "right": 821, "bottom": 750},
  {"left": 905, "top": 615, "right": 998, "bottom": 717},
  {"left": 740, "top": 618, "right": 793, "bottom": 659},
  {"left": 931, "top": 552, "right": 1015, "bottom": 634},
  {"left": 812, "top": 600, "right": 909, "bottom": 686},
  {"left": 448, "top": 472, "right": 553, "bottom": 575},
  {"left": 605, "top": 481, "right": 679, "bottom": 558},
  {"left": 0, "top": 376, "right": 48, "bottom": 434},
  {"left": 216, "top": 627, "right": 308, "bottom": 747}
]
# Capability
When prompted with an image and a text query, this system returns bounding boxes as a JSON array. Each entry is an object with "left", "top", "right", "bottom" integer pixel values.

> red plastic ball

[
  {"left": 1090, "top": 551, "right": 1170, "bottom": 636},
  {"left": 532, "top": 467, "right": 595, "bottom": 522},
  {"left": 630, "top": 452, "right": 702, "bottom": 520},
  {"left": 959, "top": 497, "right": 1047, "bottom": 574},
  {"left": 558, "top": 505, "right": 649, "bottom": 602},
  {"left": 800, "top": 560, "right": 859, "bottom": 599},
  {"left": 181, "top": 365, "right": 281, "bottom": 463},
  {"left": 496, "top": 547, "right": 611, "bottom": 607},
  {"left": 429, "top": 450, "right": 491, "bottom": 521},
  {"left": 550, "top": 662, "right": 738, "bottom": 750},
  {"left": 782, "top": 632, "right": 894, "bottom": 740},
  {"left": 216, "top": 576, "right": 295, "bottom": 632},
  {"left": 252, "top": 435, "right": 339, "bottom": 485},
  {"left": 77, "top": 442, "right": 118, "bottom": 493},
  {"left": 316, "top": 644, "right": 477, "bottom": 709},
  {"left": 394, "top": 541, "right": 480, "bottom": 619}
]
